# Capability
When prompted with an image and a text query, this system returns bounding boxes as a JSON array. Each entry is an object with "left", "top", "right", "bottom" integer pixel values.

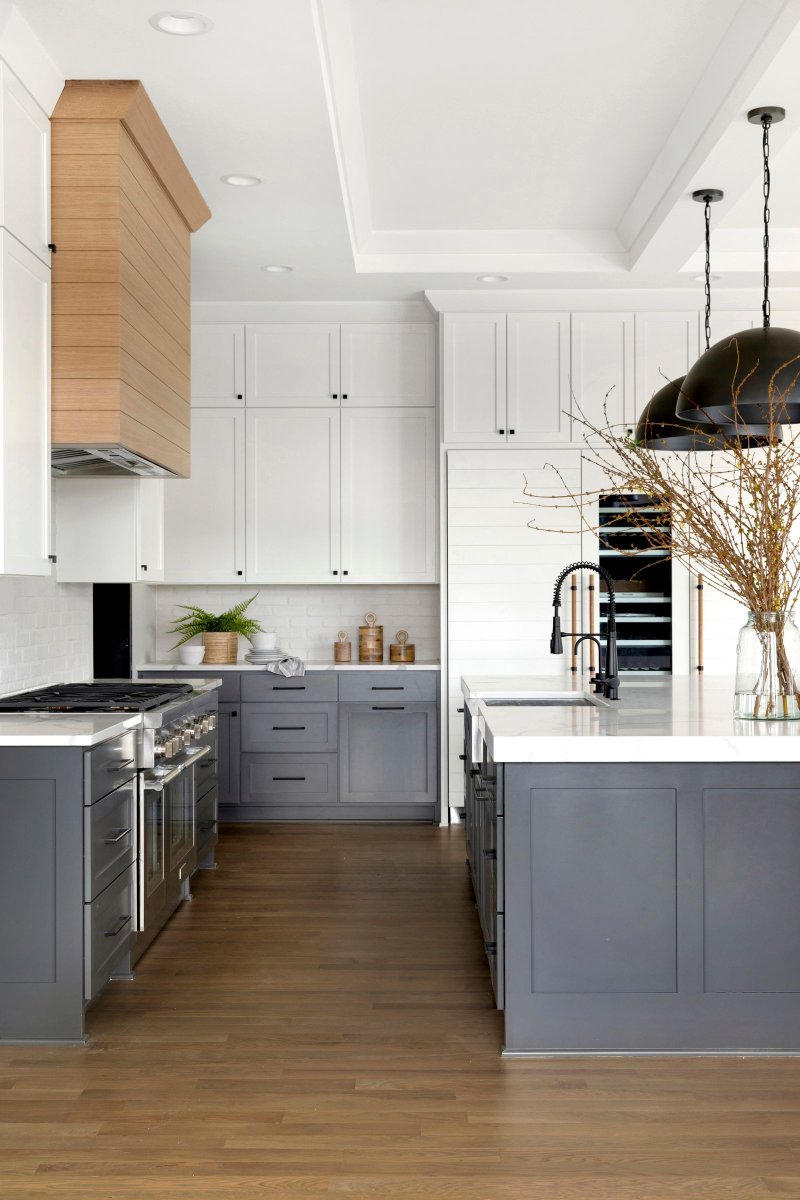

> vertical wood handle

[
  {"left": 570, "top": 573, "right": 578, "bottom": 674},
  {"left": 588, "top": 578, "right": 596, "bottom": 672},
  {"left": 697, "top": 572, "right": 704, "bottom": 673}
]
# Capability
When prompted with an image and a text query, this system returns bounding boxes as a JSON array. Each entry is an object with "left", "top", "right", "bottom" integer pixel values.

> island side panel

[
  {"left": 0, "top": 748, "right": 85, "bottom": 1041},
  {"left": 503, "top": 761, "right": 800, "bottom": 1053}
]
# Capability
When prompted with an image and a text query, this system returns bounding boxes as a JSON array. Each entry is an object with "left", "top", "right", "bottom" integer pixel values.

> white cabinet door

[
  {"left": 340, "top": 323, "right": 435, "bottom": 407},
  {"left": 164, "top": 409, "right": 245, "bottom": 583},
  {"left": 442, "top": 313, "right": 506, "bottom": 443},
  {"left": 0, "top": 232, "right": 50, "bottom": 576},
  {"left": 341, "top": 408, "right": 436, "bottom": 584},
  {"left": 246, "top": 324, "right": 340, "bottom": 406},
  {"left": 191, "top": 324, "right": 244, "bottom": 407},
  {"left": 246, "top": 409, "right": 340, "bottom": 583},
  {"left": 136, "top": 481, "right": 165, "bottom": 581},
  {"left": 0, "top": 64, "right": 49, "bottom": 263},
  {"left": 507, "top": 313, "right": 571, "bottom": 442},
  {"left": 634, "top": 311, "right": 699, "bottom": 422},
  {"left": 570, "top": 313, "right": 634, "bottom": 439}
]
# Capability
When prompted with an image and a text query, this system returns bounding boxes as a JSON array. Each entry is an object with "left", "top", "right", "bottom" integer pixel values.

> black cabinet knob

[
  {"left": 237, "top": 393, "right": 243, "bottom": 399},
  {"left": 237, "top": 570, "right": 243, "bottom": 576},
  {"left": 509, "top": 429, "right": 515, "bottom": 435},
  {"left": 141, "top": 564, "right": 147, "bottom": 571},
  {"left": 332, "top": 393, "right": 338, "bottom": 399},
  {"left": 342, "top": 393, "right": 348, "bottom": 399},
  {"left": 332, "top": 570, "right": 338, "bottom": 576},
  {"left": 498, "top": 428, "right": 505, "bottom": 435},
  {"left": 343, "top": 570, "right": 349, "bottom": 576}
]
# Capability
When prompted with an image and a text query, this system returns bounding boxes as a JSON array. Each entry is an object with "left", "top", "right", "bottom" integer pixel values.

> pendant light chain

[
  {"left": 703, "top": 194, "right": 712, "bottom": 352},
  {"left": 762, "top": 112, "right": 772, "bottom": 329}
]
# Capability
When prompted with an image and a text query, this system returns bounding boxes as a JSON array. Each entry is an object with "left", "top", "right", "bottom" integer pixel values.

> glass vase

[{"left": 734, "top": 611, "right": 800, "bottom": 719}]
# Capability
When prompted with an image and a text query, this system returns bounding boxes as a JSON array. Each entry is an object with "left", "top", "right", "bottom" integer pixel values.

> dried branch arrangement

[{"left": 524, "top": 354, "right": 800, "bottom": 716}]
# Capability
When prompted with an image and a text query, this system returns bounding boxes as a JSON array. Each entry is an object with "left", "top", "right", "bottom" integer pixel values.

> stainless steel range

[{"left": 0, "top": 679, "right": 220, "bottom": 960}]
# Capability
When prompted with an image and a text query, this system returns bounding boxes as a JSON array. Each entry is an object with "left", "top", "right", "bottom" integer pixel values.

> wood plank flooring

[{"left": 2, "top": 823, "right": 800, "bottom": 1198}]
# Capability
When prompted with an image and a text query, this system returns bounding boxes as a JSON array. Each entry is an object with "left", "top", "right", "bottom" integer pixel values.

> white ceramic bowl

[
  {"left": 178, "top": 645, "right": 206, "bottom": 665},
  {"left": 250, "top": 631, "right": 277, "bottom": 651}
]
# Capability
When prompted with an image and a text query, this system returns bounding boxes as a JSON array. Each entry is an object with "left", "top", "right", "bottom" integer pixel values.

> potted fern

[{"left": 169, "top": 595, "right": 263, "bottom": 664}]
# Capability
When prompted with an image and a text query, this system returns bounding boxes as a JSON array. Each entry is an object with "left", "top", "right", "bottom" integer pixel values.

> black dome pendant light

[
  {"left": 677, "top": 106, "right": 800, "bottom": 428},
  {"left": 635, "top": 189, "right": 769, "bottom": 450}
]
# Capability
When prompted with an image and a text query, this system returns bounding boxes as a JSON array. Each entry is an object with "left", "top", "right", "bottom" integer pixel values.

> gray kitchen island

[{"left": 463, "top": 674, "right": 800, "bottom": 1055}]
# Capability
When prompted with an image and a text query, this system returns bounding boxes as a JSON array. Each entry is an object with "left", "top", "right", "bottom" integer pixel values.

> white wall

[
  {"left": 0, "top": 575, "right": 92, "bottom": 693},
  {"left": 149, "top": 584, "right": 440, "bottom": 665}
]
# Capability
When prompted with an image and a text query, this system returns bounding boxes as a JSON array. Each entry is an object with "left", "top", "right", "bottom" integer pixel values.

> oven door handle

[{"left": 144, "top": 745, "right": 211, "bottom": 790}]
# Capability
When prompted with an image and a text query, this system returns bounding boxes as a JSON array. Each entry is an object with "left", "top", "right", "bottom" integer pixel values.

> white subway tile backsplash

[
  {"left": 0, "top": 576, "right": 93, "bottom": 694},
  {"left": 152, "top": 585, "right": 441, "bottom": 664}
]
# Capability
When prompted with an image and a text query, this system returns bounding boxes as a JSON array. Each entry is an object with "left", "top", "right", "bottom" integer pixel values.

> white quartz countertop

[
  {"left": 0, "top": 713, "right": 142, "bottom": 747},
  {"left": 462, "top": 674, "right": 800, "bottom": 763},
  {"left": 138, "top": 661, "right": 440, "bottom": 673}
]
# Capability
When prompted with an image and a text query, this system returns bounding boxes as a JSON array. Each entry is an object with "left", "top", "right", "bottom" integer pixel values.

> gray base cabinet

[{"left": 143, "top": 669, "right": 440, "bottom": 822}]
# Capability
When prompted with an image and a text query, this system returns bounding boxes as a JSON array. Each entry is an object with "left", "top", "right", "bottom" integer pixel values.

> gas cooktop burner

[{"left": 0, "top": 681, "right": 195, "bottom": 713}]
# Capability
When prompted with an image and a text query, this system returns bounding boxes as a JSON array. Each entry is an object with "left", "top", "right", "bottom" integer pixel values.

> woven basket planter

[{"left": 202, "top": 632, "right": 238, "bottom": 664}]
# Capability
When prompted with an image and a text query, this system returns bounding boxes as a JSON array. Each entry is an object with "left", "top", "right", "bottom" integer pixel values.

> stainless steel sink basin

[{"left": 483, "top": 696, "right": 594, "bottom": 707}]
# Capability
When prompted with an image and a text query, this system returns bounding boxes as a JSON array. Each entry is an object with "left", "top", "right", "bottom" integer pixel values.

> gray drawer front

[
  {"left": 84, "top": 864, "right": 135, "bottom": 1000},
  {"left": 338, "top": 671, "right": 438, "bottom": 702},
  {"left": 241, "top": 703, "right": 338, "bottom": 753},
  {"left": 196, "top": 786, "right": 218, "bottom": 846},
  {"left": 86, "top": 730, "right": 137, "bottom": 805},
  {"left": 194, "top": 732, "right": 218, "bottom": 799},
  {"left": 241, "top": 673, "right": 338, "bottom": 703},
  {"left": 140, "top": 670, "right": 240, "bottom": 702},
  {"left": 84, "top": 779, "right": 137, "bottom": 901},
  {"left": 241, "top": 753, "right": 338, "bottom": 805}
]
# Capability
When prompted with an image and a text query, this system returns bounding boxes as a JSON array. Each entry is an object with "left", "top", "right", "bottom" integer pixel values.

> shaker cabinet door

[
  {"left": 507, "top": 313, "right": 571, "bottom": 442},
  {"left": 442, "top": 313, "right": 507, "bottom": 443},
  {"left": 339, "top": 702, "right": 437, "bottom": 805},
  {"left": 340, "top": 323, "right": 434, "bottom": 406},
  {"left": 163, "top": 408, "right": 246, "bottom": 583},
  {"left": 191, "top": 324, "right": 244, "bottom": 407},
  {"left": 246, "top": 408, "right": 341, "bottom": 583},
  {"left": 340, "top": 407, "right": 436, "bottom": 584},
  {"left": 570, "top": 312, "right": 634, "bottom": 438},
  {"left": 0, "top": 64, "right": 50, "bottom": 263},
  {"left": 246, "top": 324, "right": 340, "bottom": 406},
  {"left": 634, "top": 312, "right": 699, "bottom": 423}
]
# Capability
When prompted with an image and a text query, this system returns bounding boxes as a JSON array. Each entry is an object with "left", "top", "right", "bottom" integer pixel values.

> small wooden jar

[
  {"left": 389, "top": 630, "right": 415, "bottom": 663},
  {"left": 334, "top": 630, "right": 351, "bottom": 663},
  {"left": 358, "top": 612, "right": 383, "bottom": 662}
]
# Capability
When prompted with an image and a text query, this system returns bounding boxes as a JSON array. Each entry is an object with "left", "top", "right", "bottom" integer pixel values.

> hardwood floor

[{"left": 2, "top": 823, "right": 800, "bottom": 1198}]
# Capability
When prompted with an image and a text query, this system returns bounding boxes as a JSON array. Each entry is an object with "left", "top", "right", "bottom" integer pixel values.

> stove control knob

[
  {"left": 182, "top": 729, "right": 192, "bottom": 748},
  {"left": 200, "top": 716, "right": 210, "bottom": 734},
  {"left": 208, "top": 713, "right": 217, "bottom": 732},
  {"left": 154, "top": 740, "right": 167, "bottom": 759},
  {"left": 169, "top": 735, "right": 182, "bottom": 756}
]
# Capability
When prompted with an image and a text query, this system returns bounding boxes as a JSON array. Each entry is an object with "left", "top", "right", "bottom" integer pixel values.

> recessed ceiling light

[
  {"left": 149, "top": 11, "right": 213, "bottom": 36},
  {"left": 221, "top": 174, "right": 261, "bottom": 187},
  {"left": 262, "top": 265, "right": 293, "bottom": 273},
  {"left": 693, "top": 273, "right": 721, "bottom": 282},
  {"left": 477, "top": 274, "right": 508, "bottom": 283}
]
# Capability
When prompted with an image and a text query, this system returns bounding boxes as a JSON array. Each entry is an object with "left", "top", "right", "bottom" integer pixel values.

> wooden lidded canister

[
  {"left": 334, "top": 630, "right": 351, "bottom": 663},
  {"left": 358, "top": 612, "right": 383, "bottom": 662},
  {"left": 389, "top": 630, "right": 415, "bottom": 663}
]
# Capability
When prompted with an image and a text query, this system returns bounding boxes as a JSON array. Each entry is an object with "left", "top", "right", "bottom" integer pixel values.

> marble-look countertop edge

[
  {"left": 0, "top": 713, "right": 142, "bottom": 748},
  {"left": 137, "top": 661, "right": 441, "bottom": 673}
]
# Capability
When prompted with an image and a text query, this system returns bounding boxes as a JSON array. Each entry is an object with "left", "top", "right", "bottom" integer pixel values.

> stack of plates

[{"left": 245, "top": 649, "right": 286, "bottom": 664}]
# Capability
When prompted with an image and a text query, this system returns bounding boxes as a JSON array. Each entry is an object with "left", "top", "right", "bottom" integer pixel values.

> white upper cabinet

[
  {"left": 246, "top": 324, "right": 340, "bottom": 406},
  {"left": 443, "top": 313, "right": 506, "bottom": 443},
  {"left": 507, "top": 313, "right": 571, "bottom": 442},
  {"left": 570, "top": 312, "right": 634, "bottom": 438},
  {"left": 191, "top": 324, "right": 244, "bottom": 407},
  {"left": 0, "top": 231, "right": 51, "bottom": 576},
  {"left": 634, "top": 311, "right": 700, "bottom": 422},
  {"left": 341, "top": 408, "right": 436, "bottom": 583},
  {"left": 0, "top": 64, "right": 49, "bottom": 264},
  {"left": 164, "top": 409, "right": 245, "bottom": 583},
  {"left": 246, "top": 408, "right": 341, "bottom": 583},
  {"left": 340, "top": 323, "right": 435, "bottom": 406},
  {"left": 55, "top": 478, "right": 164, "bottom": 583}
]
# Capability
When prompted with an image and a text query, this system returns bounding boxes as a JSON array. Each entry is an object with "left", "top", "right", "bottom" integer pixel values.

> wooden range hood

[{"left": 51, "top": 80, "right": 210, "bottom": 477}]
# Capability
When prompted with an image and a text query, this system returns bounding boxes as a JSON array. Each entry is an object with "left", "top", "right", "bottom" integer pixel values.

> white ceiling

[{"left": 16, "top": 0, "right": 800, "bottom": 301}]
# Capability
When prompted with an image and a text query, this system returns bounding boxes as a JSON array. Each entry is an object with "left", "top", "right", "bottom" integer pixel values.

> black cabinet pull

[
  {"left": 470, "top": 766, "right": 480, "bottom": 777},
  {"left": 372, "top": 705, "right": 405, "bottom": 710},
  {"left": 272, "top": 725, "right": 306, "bottom": 731},
  {"left": 371, "top": 686, "right": 403, "bottom": 691},
  {"left": 274, "top": 686, "right": 305, "bottom": 691},
  {"left": 484, "top": 941, "right": 497, "bottom": 955},
  {"left": 458, "top": 753, "right": 466, "bottom": 761},
  {"left": 457, "top": 706, "right": 464, "bottom": 713},
  {"left": 103, "top": 827, "right": 132, "bottom": 845},
  {"left": 484, "top": 848, "right": 497, "bottom": 860},
  {"left": 273, "top": 776, "right": 306, "bottom": 781},
  {"left": 231, "top": 710, "right": 238, "bottom": 718},
  {"left": 104, "top": 915, "right": 131, "bottom": 938},
  {"left": 141, "top": 564, "right": 147, "bottom": 572}
]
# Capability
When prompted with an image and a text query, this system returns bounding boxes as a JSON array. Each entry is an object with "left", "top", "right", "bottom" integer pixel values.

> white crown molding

[
  {"left": 423, "top": 285, "right": 800, "bottom": 314},
  {"left": 192, "top": 299, "right": 434, "bottom": 324}
]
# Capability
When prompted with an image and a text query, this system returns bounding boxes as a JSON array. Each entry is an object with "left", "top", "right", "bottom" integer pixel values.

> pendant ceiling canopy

[{"left": 677, "top": 106, "right": 800, "bottom": 428}]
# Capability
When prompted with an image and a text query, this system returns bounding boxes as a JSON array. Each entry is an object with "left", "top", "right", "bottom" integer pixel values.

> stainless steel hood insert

[{"left": 51, "top": 445, "right": 176, "bottom": 478}]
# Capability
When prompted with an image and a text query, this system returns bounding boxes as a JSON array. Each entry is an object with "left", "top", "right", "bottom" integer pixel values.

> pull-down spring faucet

[{"left": 550, "top": 561, "right": 620, "bottom": 700}]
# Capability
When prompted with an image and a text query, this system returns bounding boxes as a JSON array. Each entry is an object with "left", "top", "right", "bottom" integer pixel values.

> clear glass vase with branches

[{"left": 524, "top": 351, "right": 800, "bottom": 718}]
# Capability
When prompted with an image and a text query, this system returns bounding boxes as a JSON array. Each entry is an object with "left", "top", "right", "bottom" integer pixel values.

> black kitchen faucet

[{"left": 550, "top": 561, "right": 620, "bottom": 701}]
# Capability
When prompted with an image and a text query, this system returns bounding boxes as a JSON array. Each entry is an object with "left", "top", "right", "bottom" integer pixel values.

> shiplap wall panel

[{"left": 446, "top": 448, "right": 582, "bottom": 808}]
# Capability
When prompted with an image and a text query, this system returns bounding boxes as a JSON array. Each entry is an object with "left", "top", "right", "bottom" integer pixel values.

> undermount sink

[{"left": 483, "top": 696, "right": 595, "bottom": 707}]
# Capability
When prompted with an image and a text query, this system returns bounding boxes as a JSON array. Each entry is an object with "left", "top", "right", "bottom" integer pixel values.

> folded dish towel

[{"left": 264, "top": 656, "right": 306, "bottom": 678}]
